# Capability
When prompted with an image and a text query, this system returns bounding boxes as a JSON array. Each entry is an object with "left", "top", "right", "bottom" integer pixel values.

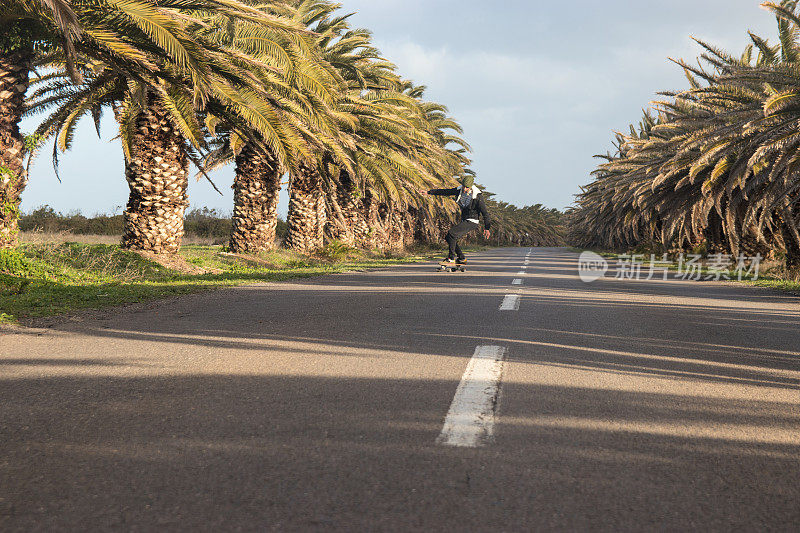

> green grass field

[{"left": 0, "top": 241, "right": 454, "bottom": 324}]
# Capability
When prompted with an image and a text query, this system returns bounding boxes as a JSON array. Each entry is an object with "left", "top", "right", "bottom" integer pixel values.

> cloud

[
  {"left": 364, "top": 38, "right": 717, "bottom": 208},
  {"left": 386, "top": 41, "right": 594, "bottom": 98}
]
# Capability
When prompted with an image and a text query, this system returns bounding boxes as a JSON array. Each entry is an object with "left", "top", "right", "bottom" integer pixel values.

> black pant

[{"left": 446, "top": 220, "right": 480, "bottom": 260}]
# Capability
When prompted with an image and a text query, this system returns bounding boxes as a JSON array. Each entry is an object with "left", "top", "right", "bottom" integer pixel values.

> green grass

[
  {"left": 745, "top": 278, "right": 800, "bottom": 292},
  {"left": 0, "top": 242, "right": 468, "bottom": 324}
]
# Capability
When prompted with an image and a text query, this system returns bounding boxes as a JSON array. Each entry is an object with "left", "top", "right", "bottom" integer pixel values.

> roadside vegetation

[
  {"left": 479, "top": 198, "right": 565, "bottom": 247},
  {"left": 569, "top": 1, "right": 800, "bottom": 285},
  {"left": 0, "top": 0, "right": 565, "bottom": 325},
  {"left": 568, "top": 245, "right": 800, "bottom": 293},
  {"left": 0, "top": 242, "right": 454, "bottom": 324},
  {"left": 19, "top": 206, "right": 287, "bottom": 245}
]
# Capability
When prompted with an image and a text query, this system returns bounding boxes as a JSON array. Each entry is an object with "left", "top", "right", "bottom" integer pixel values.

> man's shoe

[
  {"left": 456, "top": 258, "right": 468, "bottom": 265},
  {"left": 441, "top": 258, "right": 456, "bottom": 265}
]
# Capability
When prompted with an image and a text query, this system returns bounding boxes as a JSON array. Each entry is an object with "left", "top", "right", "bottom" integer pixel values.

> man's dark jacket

[{"left": 428, "top": 186, "right": 492, "bottom": 230}]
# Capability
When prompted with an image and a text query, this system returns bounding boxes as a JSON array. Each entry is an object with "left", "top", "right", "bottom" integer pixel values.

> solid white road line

[
  {"left": 512, "top": 279, "right": 523, "bottom": 285},
  {"left": 437, "top": 345, "right": 507, "bottom": 448},
  {"left": 499, "top": 294, "right": 521, "bottom": 311}
]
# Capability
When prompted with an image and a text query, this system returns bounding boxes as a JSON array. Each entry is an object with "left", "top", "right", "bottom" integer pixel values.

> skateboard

[{"left": 437, "top": 261, "right": 466, "bottom": 273}]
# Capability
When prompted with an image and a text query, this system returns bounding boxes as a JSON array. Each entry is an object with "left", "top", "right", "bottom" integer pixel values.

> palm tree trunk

[
  {"left": 230, "top": 144, "right": 281, "bottom": 253},
  {"left": 365, "top": 193, "right": 394, "bottom": 250},
  {"left": 355, "top": 191, "right": 381, "bottom": 248},
  {"left": 779, "top": 206, "right": 800, "bottom": 268},
  {"left": 0, "top": 48, "right": 32, "bottom": 249},
  {"left": 324, "top": 171, "right": 360, "bottom": 246},
  {"left": 285, "top": 163, "right": 325, "bottom": 252},
  {"left": 324, "top": 188, "right": 352, "bottom": 246},
  {"left": 122, "top": 102, "right": 188, "bottom": 254},
  {"left": 400, "top": 208, "right": 415, "bottom": 248},
  {"left": 383, "top": 205, "right": 408, "bottom": 251},
  {"left": 355, "top": 203, "right": 374, "bottom": 247}
]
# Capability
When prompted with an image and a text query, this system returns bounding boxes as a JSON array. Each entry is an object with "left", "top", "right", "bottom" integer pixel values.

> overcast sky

[{"left": 21, "top": 0, "right": 776, "bottom": 216}]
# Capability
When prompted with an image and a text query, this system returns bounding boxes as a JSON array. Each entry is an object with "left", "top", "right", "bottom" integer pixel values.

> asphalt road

[{"left": 1, "top": 247, "right": 799, "bottom": 531}]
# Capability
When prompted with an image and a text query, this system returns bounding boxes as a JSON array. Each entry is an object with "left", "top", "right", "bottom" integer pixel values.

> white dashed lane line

[
  {"left": 437, "top": 345, "right": 507, "bottom": 448},
  {"left": 499, "top": 294, "right": 521, "bottom": 311},
  {"left": 439, "top": 251, "right": 524, "bottom": 447}
]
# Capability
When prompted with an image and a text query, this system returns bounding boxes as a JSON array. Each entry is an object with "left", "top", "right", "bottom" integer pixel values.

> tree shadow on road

[
  {"left": 2, "top": 248, "right": 800, "bottom": 529},
  {"left": 0, "top": 372, "right": 799, "bottom": 531}
]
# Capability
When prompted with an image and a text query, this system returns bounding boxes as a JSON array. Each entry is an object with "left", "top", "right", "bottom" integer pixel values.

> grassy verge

[
  {"left": 743, "top": 277, "right": 800, "bottom": 292},
  {"left": 0, "top": 242, "right": 475, "bottom": 324},
  {"left": 566, "top": 246, "right": 800, "bottom": 293}
]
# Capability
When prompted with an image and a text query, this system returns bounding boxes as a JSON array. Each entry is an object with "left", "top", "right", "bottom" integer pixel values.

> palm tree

[
  {"left": 195, "top": 0, "right": 471, "bottom": 254},
  {"left": 197, "top": 0, "right": 355, "bottom": 253},
  {"left": 272, "top": 2, "right": 473, "bottom": 253},
  {"left": 120, "top": 6, "right": 338, "bottom": 254},
  {"left": 228, "top": 143, "right": 283, "bottom": 252},
  {"left": 27, "top": 0, "right": 326, "bottom": 254},
  {"left": 0, "top": 0, "right": 81, "bottom": 247},
  {"left": 2, "top": 0, "right": 287, "bottom": 249},
  {"left": 285, "top": 159, "right": 328, "bottom": 251},
  {"left": 573, "top": 0, "right": 800, "bottom": 268}
]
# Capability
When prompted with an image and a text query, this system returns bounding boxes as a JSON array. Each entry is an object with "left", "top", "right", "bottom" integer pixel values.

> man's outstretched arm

[{"left": 426, "top": 187, "right": 460, "bottom": 197}]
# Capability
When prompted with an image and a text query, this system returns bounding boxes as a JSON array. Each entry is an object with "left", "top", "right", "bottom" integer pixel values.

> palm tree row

[
  {"left": 481, "top": 198, "right": 565, "bottom": 247},
  {"left": 453, "top": 190, "right": 565, "bottom": 247},
  {"left": 2, "top": 0, "right": 494, "bottom": 255},
  {"left": 2, "top": 0, "right": 255, "bottom": 247},
  {"left": 3, "top": 0, "right": 325, "bottom": 250},
  {"left": 571, "top": 0, "right": 800, "bottom": 267}
]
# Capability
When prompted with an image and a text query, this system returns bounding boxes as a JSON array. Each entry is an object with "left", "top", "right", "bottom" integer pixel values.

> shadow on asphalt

[
  {"left": 1, "top": 373, "right": 799, "bottom": 529},
  {"left": 2, "top": 248, "right": 800, "bottom": 529},
  {"left": 10, "top": 248, "right": 795, "bottom": 391},
  {"left": 16, "top": 318, "right": 797, "bottom": 392},
  {"left": 298, "top": 248, "right": 799, "bottom": 304}
]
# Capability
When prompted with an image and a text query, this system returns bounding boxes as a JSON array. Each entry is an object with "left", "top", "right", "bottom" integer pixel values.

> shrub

[
  {"left": 19, "top": 205, "right": 61, "bottom": 233},
  {"left": 19, "top": 206, "right": 124, "bottom": 235},
  {"left": 0, "top": 249, "right": 27, "bottom": 276},
  {"left": 318, "top": 240, "right": 357, "bottom": 262},
  {"left": 20, "top": 205, "right": 255, "bottom": 240},
  {"left": 276, "top": 218, "right": 288, "bottom": 239},
  {"left": 184, "top": 207, "right": 231, "bottom": 238}
]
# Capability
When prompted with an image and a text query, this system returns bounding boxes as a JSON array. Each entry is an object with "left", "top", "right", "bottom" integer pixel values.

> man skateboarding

[{"left": 426, "top": 176, "right": 492, "bottom": 266}]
